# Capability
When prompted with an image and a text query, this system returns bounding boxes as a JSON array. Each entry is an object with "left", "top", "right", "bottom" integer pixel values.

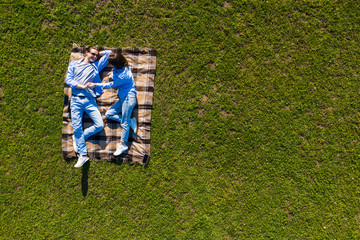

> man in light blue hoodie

[{"left": 65, "top": 46, "right": 112, "bottom": 168}]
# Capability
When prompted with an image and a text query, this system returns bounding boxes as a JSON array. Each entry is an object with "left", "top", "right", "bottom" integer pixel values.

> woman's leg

[
  {"left": 120, "top": 94, "right": 137, "bottom": 143},
  {"left": 105, "top": 99, "right": 123, "bottom": 123}
]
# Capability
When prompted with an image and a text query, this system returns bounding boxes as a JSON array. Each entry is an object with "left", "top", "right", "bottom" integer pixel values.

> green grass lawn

[{"left": 1, "top": 0, "right": 360, "bottom": 239}]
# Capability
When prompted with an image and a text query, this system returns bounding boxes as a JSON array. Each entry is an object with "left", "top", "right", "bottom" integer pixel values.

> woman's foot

[{"left": 114, "top": 143, "right": 128, "bottom": 156}]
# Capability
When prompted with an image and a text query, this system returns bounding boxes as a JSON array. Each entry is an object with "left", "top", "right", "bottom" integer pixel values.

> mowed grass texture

[{"left": 1, "top": 0, "right": 360, "bottom": 239}]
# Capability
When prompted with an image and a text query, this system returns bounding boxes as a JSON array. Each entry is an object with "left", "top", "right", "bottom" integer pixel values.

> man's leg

[
  {"left": 70, "top": 96, "right": 87, "bottom": 156},
  {"left": 83, "top": 97, "right": 104, "bottom": 140}
]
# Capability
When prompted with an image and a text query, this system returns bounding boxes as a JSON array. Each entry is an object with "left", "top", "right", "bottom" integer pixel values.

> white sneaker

[
  {"left": 74, "top": 155, "right": 89, "bottom": 168},
  {"left": 114, "top": 143, "right": 128, "bottom": 156},
  {"left": 72, "top": 135, "right": 78, "bottom": 153},
  {"left": 130, "top": 118, "right": 137, "bottom": 133}
]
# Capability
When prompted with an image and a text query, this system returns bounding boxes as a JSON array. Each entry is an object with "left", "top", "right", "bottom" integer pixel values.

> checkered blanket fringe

[{"left": 62, "top": 45, "right": 156, "bottom": 165}]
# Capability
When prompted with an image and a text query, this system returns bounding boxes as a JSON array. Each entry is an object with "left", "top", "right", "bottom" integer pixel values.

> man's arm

[
  {"left": 96, "top": 50, "right": 112, "bottom": 72},
  {"left": 65, "top": 61, "right": 78, "bottom": 90},
  {"left": 65, "top": 60, "right": 91, "bottom": 89}
]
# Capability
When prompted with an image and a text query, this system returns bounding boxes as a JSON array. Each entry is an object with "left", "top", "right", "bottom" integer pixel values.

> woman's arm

[
  {"left": 96, "top": 81, "right": 117, "bottom": 89},
  {"left": 96, "top": 70, "right": 126, "bottom": 89}
]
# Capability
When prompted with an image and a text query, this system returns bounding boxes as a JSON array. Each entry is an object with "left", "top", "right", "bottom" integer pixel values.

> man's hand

[
  {"left": 75, "top": 83, "right": 87, "bottom": 89},
  {"left": 86, "top": 83, "right": 97, "bottom": 88},
  {"left": 75, "top": 83, "right": 96, "bottom": 89},
  {"left": 99, "top": 50, "right": 106, "bottom": 57}
]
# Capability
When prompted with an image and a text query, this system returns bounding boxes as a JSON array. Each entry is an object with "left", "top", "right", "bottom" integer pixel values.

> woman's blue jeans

[{"left": 105, "top": 93, "right": 137, "bottom": 143}]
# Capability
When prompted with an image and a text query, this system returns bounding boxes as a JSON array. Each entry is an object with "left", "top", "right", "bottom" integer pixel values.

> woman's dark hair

[{"left": 108, "top": 52, "right": 129, "bottom": 69}]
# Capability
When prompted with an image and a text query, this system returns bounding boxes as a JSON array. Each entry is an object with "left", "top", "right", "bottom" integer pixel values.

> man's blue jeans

[
  {"left": 105, "top": 93, "right": 136, "bottom": 143},
  {"left": 71, "top": 96, "right": 104, "bottom": 156}
]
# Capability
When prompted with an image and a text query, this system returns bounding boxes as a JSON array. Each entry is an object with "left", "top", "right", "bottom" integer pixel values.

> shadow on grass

[
  {"left": 81, "top": 161, "right": 90, "bottom": 197},
  {"left": 111, "top": 153, "right": 150, "bottom": 167},
  {"left": 67, "top": 152, "right": 149, "bottom": 198}
]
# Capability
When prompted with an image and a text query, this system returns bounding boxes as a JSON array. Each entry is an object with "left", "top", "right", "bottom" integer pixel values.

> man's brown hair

[{"left": 85, "top": 45, "right": 101, "bottom": 52}]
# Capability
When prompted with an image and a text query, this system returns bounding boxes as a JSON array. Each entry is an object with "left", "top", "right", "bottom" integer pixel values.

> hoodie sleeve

[
  {"left": 97, "top": 70, "right": 125, "bottom": 89},
  {"left": 65, "top": 60, "right": 78, "bottom": 90},
  {"left": 96, "top": 50, "right": 112, "bottom": 72}
]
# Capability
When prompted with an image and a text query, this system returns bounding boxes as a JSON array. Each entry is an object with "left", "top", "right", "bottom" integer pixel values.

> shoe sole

[
  {"left": 74, "top": 158, "right": 89, "bottom": 168},
  {"left": 114, "top": 149, "right": 127, "bottom": 156}
]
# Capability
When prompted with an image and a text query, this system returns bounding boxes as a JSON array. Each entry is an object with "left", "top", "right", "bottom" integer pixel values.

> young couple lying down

[{"left": 65, "top": 46, "right": 137, "bottom": 168}]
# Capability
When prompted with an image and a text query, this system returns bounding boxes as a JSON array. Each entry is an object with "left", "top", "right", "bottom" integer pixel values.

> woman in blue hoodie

[{"left": 95, "top": 52, "right": 137, "bottom": 156}]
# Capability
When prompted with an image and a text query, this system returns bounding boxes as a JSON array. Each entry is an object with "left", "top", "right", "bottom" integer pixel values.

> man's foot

[
  {"left": 114, "top": 143, "right": 128, "bottom": 156},
  {"left": 130, "top": 118, "right": 137, "bottom": 133},
  {"left": 72, "top": 135, "right": 78, "bottom": 153},
  {"left": 74, "top": 155, "right": 89, "bottom": 168}
]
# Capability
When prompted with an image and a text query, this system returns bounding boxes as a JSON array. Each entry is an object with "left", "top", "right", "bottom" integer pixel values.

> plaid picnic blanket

[{"left": 62, "top": 45, "right": 156, "bottom": 165}]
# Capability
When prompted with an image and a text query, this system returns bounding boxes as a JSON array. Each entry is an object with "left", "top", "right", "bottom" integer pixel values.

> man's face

[{"left": 86, "top": 49, "right": 99, "bottom": 63}]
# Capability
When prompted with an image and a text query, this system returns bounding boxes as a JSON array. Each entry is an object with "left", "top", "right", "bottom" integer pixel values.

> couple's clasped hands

[
  {"left": 75, "top": 82, "right": 97, "bottom": 89},
  {"left": 85, "top": 82, "right": 97, "bottom": 88}
]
